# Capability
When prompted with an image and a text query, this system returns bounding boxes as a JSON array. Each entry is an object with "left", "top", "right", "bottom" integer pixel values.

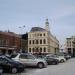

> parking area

[
  {"left": 0, "top": 52, "right": 72, "bottom": 75},
  {"left": 3, "top": 58, "right": 74, "bottom": 75}
]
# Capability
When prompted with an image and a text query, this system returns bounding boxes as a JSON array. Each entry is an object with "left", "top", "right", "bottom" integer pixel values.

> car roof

[
  {"left": 20, "top": 53, "right": 32, "bottom": 55},
  {"left": 0, "top": 55, "right": 6, "bottom": 58}
]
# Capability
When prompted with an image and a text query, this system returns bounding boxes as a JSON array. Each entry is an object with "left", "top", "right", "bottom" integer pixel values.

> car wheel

[
  {"left": 60, "top": 59, "right": 64, "bottom": 63},
  {"left": 12, "top": 68, "right": 17, "bottom": 74},
  {"left": 37, "top": 63, "right": 44, "bottom": 69}
]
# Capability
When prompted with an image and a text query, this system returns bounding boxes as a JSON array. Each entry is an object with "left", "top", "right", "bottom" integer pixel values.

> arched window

[
  {"left": 44, "top": 47, "right": 46, "bottom": 52},
  {"left": 40, "top": 48, "right": 42, "bottom": 52},
  {"left": 40, "top": 39, "right": 42, "bottom": 44},
  {"left": 40, "top": 34, "right": 42, "bottom": 36},
  {"left": 29, "top": 48, "right": 31, "bottom": 52}
]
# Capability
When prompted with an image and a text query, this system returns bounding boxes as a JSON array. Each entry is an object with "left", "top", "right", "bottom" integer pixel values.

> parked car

[
  {"left": 44, "top": 56, "right": 59, "bottom": 65},
  {"left": 46, "top": 54, "right": 66, "bottom": 63},
  {"left": 0, "top": 56, "right": 25, "bottom": 73},
  {"left": 58, "top": 53, "right": 71, "bottom": 60},
  {"left": 12, "top": 53, "right": 47, "bottom": 69},
  {"left": 64, "top": 54, "right": 71, "bottom": 60}
]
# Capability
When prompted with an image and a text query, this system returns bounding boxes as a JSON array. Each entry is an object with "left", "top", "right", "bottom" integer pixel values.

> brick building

[{"left": 0, "top": 31, "right": 21, "bottom": 55}]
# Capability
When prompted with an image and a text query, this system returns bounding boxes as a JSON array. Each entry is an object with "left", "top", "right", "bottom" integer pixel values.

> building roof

[
  {"left": 30, "top": 27, "right": 46, "bottom": 32},
  {"left": 0, "top": 31, "right": 21, "bottom": 38}
]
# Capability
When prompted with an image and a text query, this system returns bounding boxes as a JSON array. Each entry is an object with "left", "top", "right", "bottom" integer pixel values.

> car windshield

[{"left": 11, "top": 54, "right": 18, "bottom": 58}]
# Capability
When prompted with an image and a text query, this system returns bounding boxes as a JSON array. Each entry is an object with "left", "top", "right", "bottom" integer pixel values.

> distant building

[
  {"left": 28, "top": 19, "right": 59, "bottom": 55},
  {"left": 21, "top": 33, "right": 28, "bottom": 52},
  {"left": 0, "top": 31, "right": 21, "bottom": 55},
  {"left": 66, "top": 36, "right": 75, "bottom": 57}
]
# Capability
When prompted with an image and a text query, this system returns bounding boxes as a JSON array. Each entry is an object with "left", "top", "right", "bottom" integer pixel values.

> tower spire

[{"left": 45, "top": 18, "right": 50, "bottom": 32}]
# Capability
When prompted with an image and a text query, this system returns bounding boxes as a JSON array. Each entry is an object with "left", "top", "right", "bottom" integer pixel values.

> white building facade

[
  {"left": 28, "top": 19, "right": 59, "bottom": 55},
  {"left": 66, "top": 36, "right": 75, "bottom": 57}
]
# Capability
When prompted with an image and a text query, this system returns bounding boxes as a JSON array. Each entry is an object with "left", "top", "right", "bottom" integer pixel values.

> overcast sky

[{"left": 0, "top": 0, "right": 75, "bottom": 44}]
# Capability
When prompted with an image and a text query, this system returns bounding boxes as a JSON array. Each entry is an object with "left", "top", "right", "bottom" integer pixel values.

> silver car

[
  {"left": 12, "top": 53, "right": 47, "bottom": 69},
  {"left": 46, "top": 54, "right": 66, "bottom": 63}
]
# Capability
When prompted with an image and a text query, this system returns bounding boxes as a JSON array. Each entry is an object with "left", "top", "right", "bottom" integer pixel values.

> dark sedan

[
  {"left": 0, "top": 56, "right": 25, "bottom": 74},
  {"left": 44, "top": 56, "right": 59, "bottom": 65}
]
